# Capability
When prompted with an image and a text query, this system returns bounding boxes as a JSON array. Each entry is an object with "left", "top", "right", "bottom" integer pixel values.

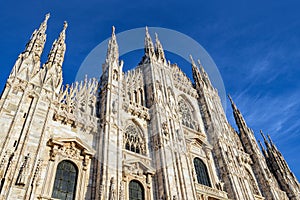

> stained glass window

[
  {"left": 52, "top": 160, "right": 78, "bottom": 200},
  {"left": 194, "top": 158, "right": 211, "bottom": 187},
  {"left": 129, "top": 180, "right": 144, "bottom": 200}
]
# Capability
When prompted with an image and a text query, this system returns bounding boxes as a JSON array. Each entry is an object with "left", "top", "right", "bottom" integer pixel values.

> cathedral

[{"left": 0, "top": 14, "right": 299, "bottom": 200}]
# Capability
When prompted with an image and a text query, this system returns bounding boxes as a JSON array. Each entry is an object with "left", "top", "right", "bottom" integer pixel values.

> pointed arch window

[
  {"left": 194, "top": 158, "right": 211, "bottom": 187},
  {"left": 124, "top": 124, "right": 146, "bottom": 155},
  {"left": 129, "top": 180, "right": 144, "bottom": 200},
  {"left": 178, "top": 98, "right": 195, "bottom": 129},
  {"left": 52, "top": 160, "right": 78, "bottom": 200}
]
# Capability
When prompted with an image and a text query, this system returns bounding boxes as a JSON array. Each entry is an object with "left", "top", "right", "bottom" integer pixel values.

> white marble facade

[{"left": 0, "top": 14, "right": 299, "bottom": 200}]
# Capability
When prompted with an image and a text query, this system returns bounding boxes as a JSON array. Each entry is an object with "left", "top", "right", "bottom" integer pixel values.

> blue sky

[{"left": 0, "top": 0, "right": 299, "bottom": 179}]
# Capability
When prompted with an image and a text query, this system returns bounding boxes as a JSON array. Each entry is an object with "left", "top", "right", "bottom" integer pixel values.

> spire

[
  {"left": 105, "top": 26, "right": 119, "bottom": 65},
  {"left": 144, "top": 26, "right": 155, "bottom": 59},
  {"left": 260, "top": 130, "right": 272, "bottom": 150},
  {"left": 228, "top": 95, "right": 250, "bottom": 134},
  {"left": 267, "top": 134, "right": 275, "bottom": 147},
  {"left": 228, "top": 94, "right": 236, "bottom": 108},
  {"left": 198, "top": 59, "right": 213, "bottom": 88},
  {"left": 155, "top": 33, "right": 166, "bottom": 62},
  {"left": 258, "top": 140, "right": 268, "bottom": 158},
  {"left": 24, "top": 13, "right": 50, "bottom": 57},
  {"left": 45, "top": 21, "right": 67, "bottom": 67},
  {"left": 190, "top": 55, "right": 202, "bottom": 87},
  {"left": 9, "top": 14, "right": 50, "bottom": 80},
  {"left": 42, "top": 21, "right": 67, "bottom": 92}
]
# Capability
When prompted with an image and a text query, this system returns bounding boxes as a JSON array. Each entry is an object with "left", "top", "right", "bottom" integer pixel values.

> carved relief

[
  {"left": 109, "top": 177, "right": 116, "bottom": 200},
  {"left": 16, "top": 153, "right": 30, "bottom": 186},
  {"left": 47, "top": 137, "right": 94, "bottom": 170}
]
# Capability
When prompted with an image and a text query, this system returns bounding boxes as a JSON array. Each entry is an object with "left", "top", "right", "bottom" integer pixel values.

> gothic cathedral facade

[{"left": 0, "top": 14, "right": 299, "bottom": 200}]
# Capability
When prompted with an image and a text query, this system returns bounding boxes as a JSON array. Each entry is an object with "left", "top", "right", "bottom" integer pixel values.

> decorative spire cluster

[
  {"left": 190, "top": 55, "right": 213, "bottom": 90},
  {"left": 41, "top": 21, "right": 68, "bottom": 93},
  {"left": 259, "top": 130, "right": 300, "bottom": 199},
  {"left": 140, "top": 27, "right": 166, "bottom": 64}
]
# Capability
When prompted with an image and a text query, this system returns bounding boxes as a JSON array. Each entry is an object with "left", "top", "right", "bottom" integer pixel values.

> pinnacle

[
  {"left": 63, "top": 21, "right": 68, "bottom": 30},
  {"left": 45, "top": 13, "right": 50, "bottom": 21},
  {"left": 260, "top": 130, "right": 268, "bottom": 142},
  {"left": 190, "top": 55, "right": 196, "bottom": 66},
  {"left": 112, "top": 26, "right": 116, "bottom": 36},
  {"left": 197, "top": 58, "right": 202, "bottom": 67}
]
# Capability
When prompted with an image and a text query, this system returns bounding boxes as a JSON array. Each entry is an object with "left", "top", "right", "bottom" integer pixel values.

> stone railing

[
  {"left": 195, "top": 183, "right": 228, "bottom": 199},
  {"left": 123, "top": 101, "right": 150, "bottom": 120}
]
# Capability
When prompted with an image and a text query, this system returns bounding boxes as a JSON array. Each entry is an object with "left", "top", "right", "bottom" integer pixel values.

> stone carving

[
  {"left": 109, "top": 177, "right": 116, "bottom": 200},
  {"left": 31, "top": 159, "right": 42, "bottom": 187},
  {"left": 54, "top": 76, "right": 98, "bottom": 130},
  {"left": 47, "top": 138, "right": 94, "bottom": 171},
  {"left": 178, "top": 98, "right": 198, "bottom": 130},
  {"left": 16, "top": 153, "right": 30, "bottom": 186},
  {"left": 119, "top": 180, "right": 124, "bottom": 200}
]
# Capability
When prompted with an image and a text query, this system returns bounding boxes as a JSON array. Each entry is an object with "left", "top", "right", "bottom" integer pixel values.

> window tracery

[
  {"left": 124, "top": 124, "right": 146, "bottom": 155},
  {"left": 178, "top": 98, "right": 195, "bottom": 129}
]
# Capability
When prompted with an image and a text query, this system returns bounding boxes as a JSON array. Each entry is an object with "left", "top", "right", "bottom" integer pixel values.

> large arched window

[
  {"left": 129, "top": 180, "right": 144, "bottom": 200},
  {"left": 52, "top": 160, "right": 78, "bottom": 200},
  {"left": 178, "top": 98, "right": 195, "bottom": 129},
  {"left": 194, "top": 158, "right": 211, "bottom": 187},
  {"left": 124, "top": 124, "right": 146, "bottom": 155}
]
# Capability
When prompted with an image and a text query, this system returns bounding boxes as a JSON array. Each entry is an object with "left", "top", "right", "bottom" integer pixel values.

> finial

[
  {"left": 197, "top": 59, "right": 202, "bottom": 67},
  {"left": 38, "top": 13, "right": 50, "bottom": 30},
  {"left": 155, "top": 32, "right": 159, "bottom": 41},
  {"left": 145, "top": 26, "right": 149, "bottom": 34},
  {"left": 45, "top": 13, "right": 50, "bottom": 21},
  {"left": 63, "top": 21, "right": 68, "bottom": 31},
  {"left": 112, "top": 26, "right": 115, "bottom": 35},
  {"left": 189, "top": 55, "right": 196, "bottom": 66}
]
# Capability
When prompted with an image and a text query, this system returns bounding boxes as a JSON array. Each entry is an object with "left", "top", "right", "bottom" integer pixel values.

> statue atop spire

[
  {"left": 105, "top": 26, "right": 119, "bottom": 65},
  {"left": 155, "top": 33, "right": 166, "bottom": 63}
]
